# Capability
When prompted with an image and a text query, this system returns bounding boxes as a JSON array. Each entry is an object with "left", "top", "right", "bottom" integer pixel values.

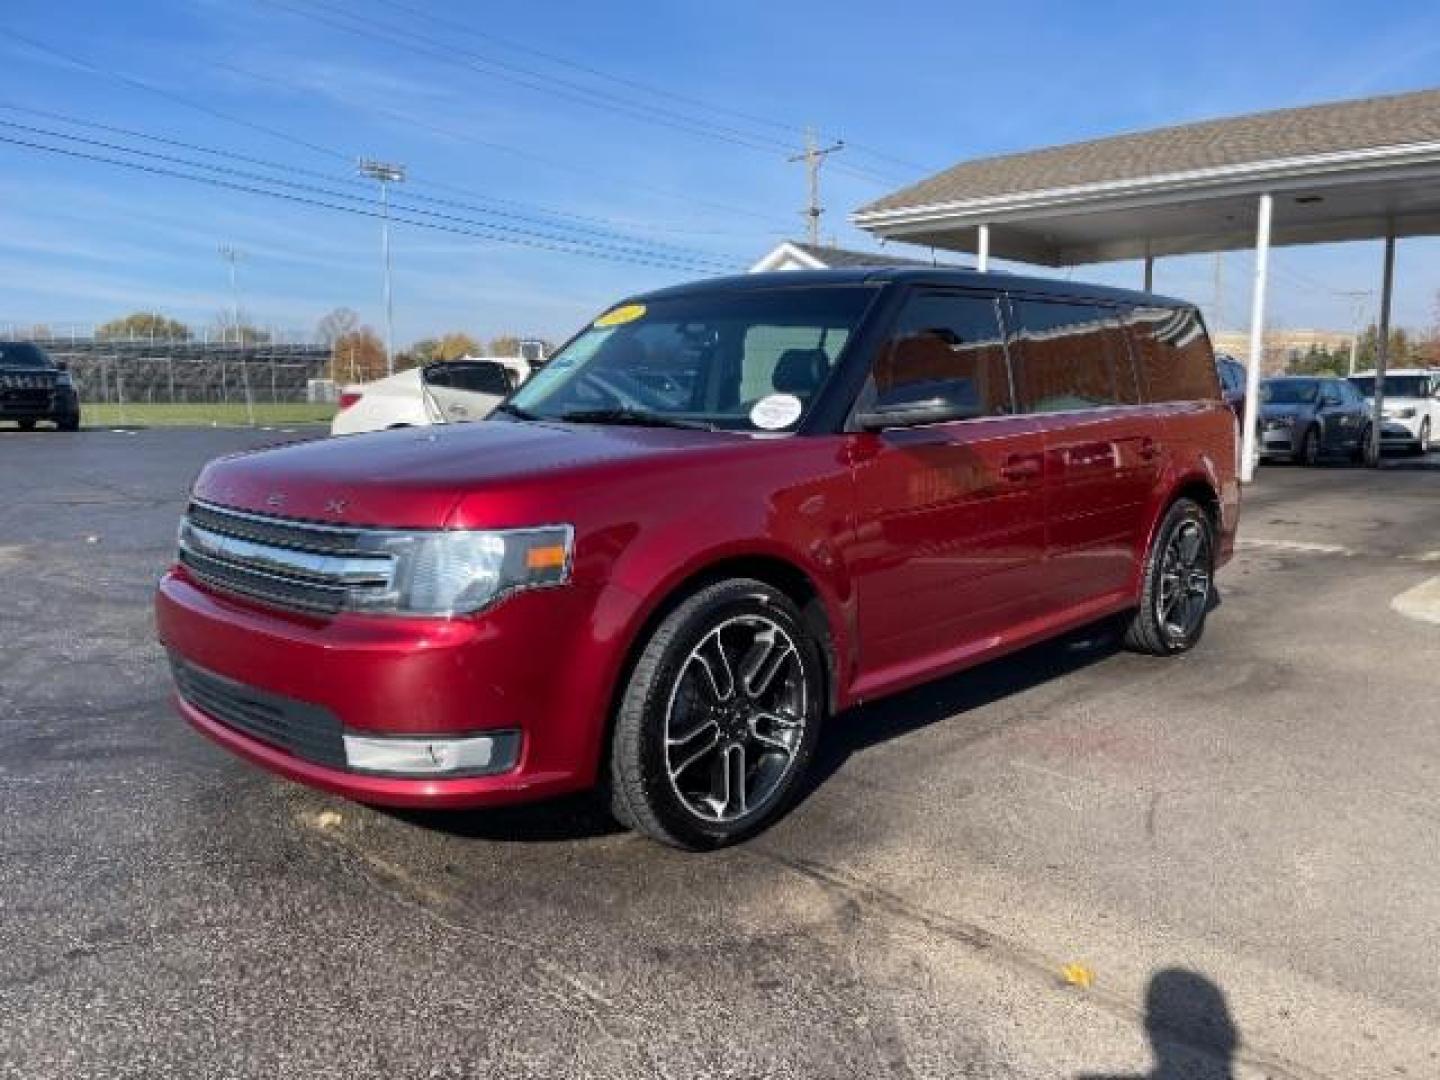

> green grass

[{"left": 80, "top": 402, "right": 336, "bottom": 428}]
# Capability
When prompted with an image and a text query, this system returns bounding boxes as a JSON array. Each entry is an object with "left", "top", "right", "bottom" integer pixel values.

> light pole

[
  {"left": 358, "top": 158, "right": 405, "bottom": 376},
  {"left": 218, "top": 244, "right": 245, "bottom": 344},
  {"left": 218, "top": 244, "right": 255, "bottom": 426}
]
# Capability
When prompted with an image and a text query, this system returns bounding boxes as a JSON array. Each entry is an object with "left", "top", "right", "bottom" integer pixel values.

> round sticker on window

[
  {"left": 594, "top": 303, "right": 646, "bottom": 327},
  {"left": 749, "top": 393, "right": 803, "bottom": 430}
]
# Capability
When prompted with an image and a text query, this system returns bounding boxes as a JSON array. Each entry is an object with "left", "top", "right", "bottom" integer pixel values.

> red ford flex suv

[{"left": 157, "top": 268, "right": 1238, "bottom": 848}]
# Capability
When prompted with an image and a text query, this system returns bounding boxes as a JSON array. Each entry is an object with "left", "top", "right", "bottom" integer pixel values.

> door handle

[
  {"left": 1138, "top": 436, "right": 1160, "bottom": 462},
  {"left": 999, "top": 454, "right": 1042, "bottom": 482}
]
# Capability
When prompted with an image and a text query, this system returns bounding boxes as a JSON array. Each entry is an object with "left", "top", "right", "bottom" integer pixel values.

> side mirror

[{"left": 856, "top": 397, "right": 984, "bottom": 431}]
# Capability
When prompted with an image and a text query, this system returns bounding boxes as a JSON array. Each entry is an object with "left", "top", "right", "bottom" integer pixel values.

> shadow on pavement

[
  {"left": 799, "top": 617, "right": 1126, "bottom": 801},
  {"left": 1079, "top": 968, "right": 1238, "bottom": 1079},
  {"left": 387, "top": 793, "right": 625, "bottom": 844}
]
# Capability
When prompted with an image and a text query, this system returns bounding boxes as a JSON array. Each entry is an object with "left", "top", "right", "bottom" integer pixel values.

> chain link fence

[{"left": 41, "top": 339, "right": 338, "bottom": 427}]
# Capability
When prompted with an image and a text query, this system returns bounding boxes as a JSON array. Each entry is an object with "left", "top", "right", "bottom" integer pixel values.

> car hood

[{"left": 193, "top": 419, "right": 745, "bottom": 528}]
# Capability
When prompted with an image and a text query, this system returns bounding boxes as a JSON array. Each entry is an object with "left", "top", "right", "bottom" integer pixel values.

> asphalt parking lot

[{"left": 2, "top": 427, "right": 1438, "bottom": 1079}]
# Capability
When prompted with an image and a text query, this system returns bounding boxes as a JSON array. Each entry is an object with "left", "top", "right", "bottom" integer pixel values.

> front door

[{"left": 847, "top": 289, "right": 1047, "bottom": 693}]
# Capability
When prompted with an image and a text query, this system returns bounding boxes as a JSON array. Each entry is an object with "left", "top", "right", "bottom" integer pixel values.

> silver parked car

[{"left": 1258, "top": 376, "right": 1372, "bottom": 466}]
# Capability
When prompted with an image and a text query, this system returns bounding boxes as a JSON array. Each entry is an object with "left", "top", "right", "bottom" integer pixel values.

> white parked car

[
  {"left": 1348, "top": 368, "right": 1439, "bottom": 453},
  {"left": 331, "top": 358, "right": 520, "bottom": 436}
]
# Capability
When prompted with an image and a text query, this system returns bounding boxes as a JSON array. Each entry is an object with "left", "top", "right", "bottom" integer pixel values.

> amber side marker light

[{"left": 526, "top": 544, "right": 568, "bottom": 571}]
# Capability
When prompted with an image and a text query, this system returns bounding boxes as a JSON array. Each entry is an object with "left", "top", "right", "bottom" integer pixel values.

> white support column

[
  {"left": 1369, "top": 226, "right": 1396, "bottom": 466},
  {"left": 976, "top": 224, "right": 990, "bottom": 273},
  {"left": 1238, "top": 193, "right": 1273, "bottom": 484}
]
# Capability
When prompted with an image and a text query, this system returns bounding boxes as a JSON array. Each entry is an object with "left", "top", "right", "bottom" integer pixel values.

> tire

[
  {"left": 55, "top": 414, "right": 79, "bottom": 432},
  {"left": 1294, "top": 425, "right": 1320, "bottom": 466},
  {"left": 1123, "top": 498, "right": 1215, "bottom": 656},
  {"left": 608, "top": 578, "right": 825, "bottom": 850},
  {"left": 1353, "top": 424, "right": 1376, "bottom": 466},
  {"left": 17, "top": 419, "right": 36, "bottom": 431}
]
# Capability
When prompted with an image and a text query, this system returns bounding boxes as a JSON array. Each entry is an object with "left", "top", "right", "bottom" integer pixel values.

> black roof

[{"left": 634, "top": 267, "right": 1190, "bottom": 310}]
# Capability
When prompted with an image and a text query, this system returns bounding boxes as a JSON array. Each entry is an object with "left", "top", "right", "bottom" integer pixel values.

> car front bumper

[
  {"left": 155, "top": 567, "right": 615, "bottom": 808},
  {"left": 1379, "top": 415, "right": 1425, "bottom": 443},
  {"left": 1258, "top": 423, "right": 1297, "bottom": 457}
]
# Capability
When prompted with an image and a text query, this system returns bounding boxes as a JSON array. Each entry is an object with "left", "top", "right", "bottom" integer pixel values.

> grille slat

[
  {"left": 172, "top": 657, "right": 346, "bottom": 769},
  {"left": 179, "top": 500, "right": 393, "bottom": 615}
]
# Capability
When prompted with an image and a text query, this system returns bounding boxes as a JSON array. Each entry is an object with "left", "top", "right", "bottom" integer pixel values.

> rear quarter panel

[{"left": 1153, "top": 400, "right": 1240, "bottom": 570}]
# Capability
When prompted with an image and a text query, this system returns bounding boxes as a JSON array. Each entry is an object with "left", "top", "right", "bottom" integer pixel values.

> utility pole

[
  {"left": 358, "top": 158, "right": 405, "bottom": 375},
  {"left": 218, "top": 244, "right": 245, "bottom": 344},
  {"left": 1336, "top": 290, "right": 1373, "bottom": 376},
  {"left": 788, "top": 127, "right": 844, "bottom": 246}
]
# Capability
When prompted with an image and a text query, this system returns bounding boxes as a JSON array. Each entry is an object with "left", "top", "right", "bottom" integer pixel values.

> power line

[
  {"left": 367, "top": 0, "right": 931, "bottom": 176},
  {"left": 0, "top": 117, "right": 735, "bottom": 268},
  {"left": 0, "top": 131, "right": 739, "bottom": 274},
  {"left": 0, "top": 101, "right": 735, "bottom": 259},
  {"left": 262, "top": 0, "right": 902, "bottom": 187},
  {"left": 206, "top": 59, "right": 791, "bottom": 231},
  {"left": 2, "top": 27, "right": 797, "bottom": 231}
]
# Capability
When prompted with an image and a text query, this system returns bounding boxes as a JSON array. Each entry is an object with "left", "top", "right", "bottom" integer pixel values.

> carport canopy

[{"left": 853, "top": 87, "right": 1440, "bottom": 479}]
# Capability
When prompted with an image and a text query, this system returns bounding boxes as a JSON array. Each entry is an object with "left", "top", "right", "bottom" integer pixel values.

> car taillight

[{"left": 338, "top": 391, "right": 363, "bottom": 411}]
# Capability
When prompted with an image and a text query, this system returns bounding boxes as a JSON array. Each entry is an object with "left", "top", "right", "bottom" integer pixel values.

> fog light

[{"left": 343, "top": 731, "right": 520, "bottom": 777}]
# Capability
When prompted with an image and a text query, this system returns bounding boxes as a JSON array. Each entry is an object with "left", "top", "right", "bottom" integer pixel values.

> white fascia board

[
  {"left": 750, "top": 242, "right": 827, "bottom": 272},
  {"left": 851, "top": 140, "right": 1440, "bottom": 230}
]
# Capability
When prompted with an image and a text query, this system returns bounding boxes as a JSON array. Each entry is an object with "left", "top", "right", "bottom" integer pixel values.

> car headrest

[{"left": 772, "top": 349, "right": 829, "bottom": 395}]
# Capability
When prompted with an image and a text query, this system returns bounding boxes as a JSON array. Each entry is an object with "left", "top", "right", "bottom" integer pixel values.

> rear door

[
  {"left": 848, "top": 288, "right": 1047, "bottom": 685},
  {"left": 1007, "top": 297, "right": 1160, "bottom": 608}
]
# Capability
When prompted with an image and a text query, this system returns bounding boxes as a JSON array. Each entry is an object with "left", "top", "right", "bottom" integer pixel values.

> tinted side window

[
  {"left": 450, "top": 363, "right": 512, "bottom": 395},
  {"left": 1127, "top": 306, "right": 1219, "bottom": 403},
  {"left": 871, "top": 291, "right": 1012, "bottom": 417},
  {"left": 1009, "top": 300, "right": 1135, "bottom": 413}
]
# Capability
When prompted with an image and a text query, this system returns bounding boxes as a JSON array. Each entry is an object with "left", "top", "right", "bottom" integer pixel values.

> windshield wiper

[
  {"left": 491, "top": 401, "right": 539, "bottom": 421},
  {"left": 554, "top": 407, "right": 715, "bottom": 431}
]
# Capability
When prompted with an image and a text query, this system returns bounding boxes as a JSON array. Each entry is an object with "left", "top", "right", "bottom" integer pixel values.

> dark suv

[
  {"left": 0, "top": 342, "right": 80, "bottom": 431},
  {"left": 158, "top": 268, "right": 1238, "bottom": 849}
]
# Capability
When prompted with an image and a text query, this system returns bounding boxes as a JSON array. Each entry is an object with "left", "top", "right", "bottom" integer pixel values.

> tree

[
  {"left": 407, "top": 338, "right": 442, "bottom": 366},
  {"left": 96, "top": 312, "right": 191, "bottom": 341},
  {"left": 211, "top": 309, "right": 271, "bottom": 346},
  {"left": 1352, "top": 323, "right": 1417, "bottom": 371},
  {"left": 405, "top": 333, "right": 481, "bottom": 366},
  {"left": 330, "top": 328, "right": 387, "bottom": 383},
  {"left": 488, "top": 334, "right": 522, "bottom": 357},
  {"left": 316, "top": 307, "right": 360, "bottom": 346},
  {"left": 437, "top": 332, "right": 480, "bottom": 360}
]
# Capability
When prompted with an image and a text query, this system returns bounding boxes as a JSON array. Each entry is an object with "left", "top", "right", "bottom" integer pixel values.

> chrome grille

[
  {"left": 178, "top": 500, "right": 393, "bottom": 615},
  {"left": 0, "top": 371, "right": 57, "bottom": 391}
]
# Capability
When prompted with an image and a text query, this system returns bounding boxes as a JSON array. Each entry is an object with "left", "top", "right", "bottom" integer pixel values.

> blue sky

[{"left": 3, "top": 0, "right": 1439, "bottom": 345}]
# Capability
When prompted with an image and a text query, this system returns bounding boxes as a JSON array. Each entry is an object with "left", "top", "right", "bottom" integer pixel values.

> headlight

[
  {"left": 1262, "top": 416, "right": 1291, "bottom": 430},
  {"left": 54, "top": 371, "right": 74, "bottom": 388},
  {"left": 1386, "top": 407, "right": 1416, "bottom": 419},
  {"left": 349, "top": 525, "right": 573, "bottom": 616}
]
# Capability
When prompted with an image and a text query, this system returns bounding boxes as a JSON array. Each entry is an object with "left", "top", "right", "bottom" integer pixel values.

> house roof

[{"left": 859, "top": 87, "right": 1440, "bottom": 217}]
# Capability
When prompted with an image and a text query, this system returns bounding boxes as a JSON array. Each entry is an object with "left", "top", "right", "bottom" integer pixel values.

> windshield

[
  {"left": 0, "top": 342, "right": 53, "bottom": 369},
  {"left": 508, "top": 286, "right": 877, "bottom": 432},
  {"left": 1349, "top": 375, "right": 1431, "bottom": 398},
  {"left": 1261, "top": 379, "right": 1321, "bottom": 404}
]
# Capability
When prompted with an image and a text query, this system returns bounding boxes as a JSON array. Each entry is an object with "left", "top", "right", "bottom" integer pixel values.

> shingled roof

[{"left": 859, "top": 87, "right": 1440, "bottom": 216}]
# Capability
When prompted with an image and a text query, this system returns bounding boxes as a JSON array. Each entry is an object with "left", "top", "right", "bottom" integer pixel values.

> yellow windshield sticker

[{"left": 594, "top": 303, "right": 646, "bottom": 327}]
